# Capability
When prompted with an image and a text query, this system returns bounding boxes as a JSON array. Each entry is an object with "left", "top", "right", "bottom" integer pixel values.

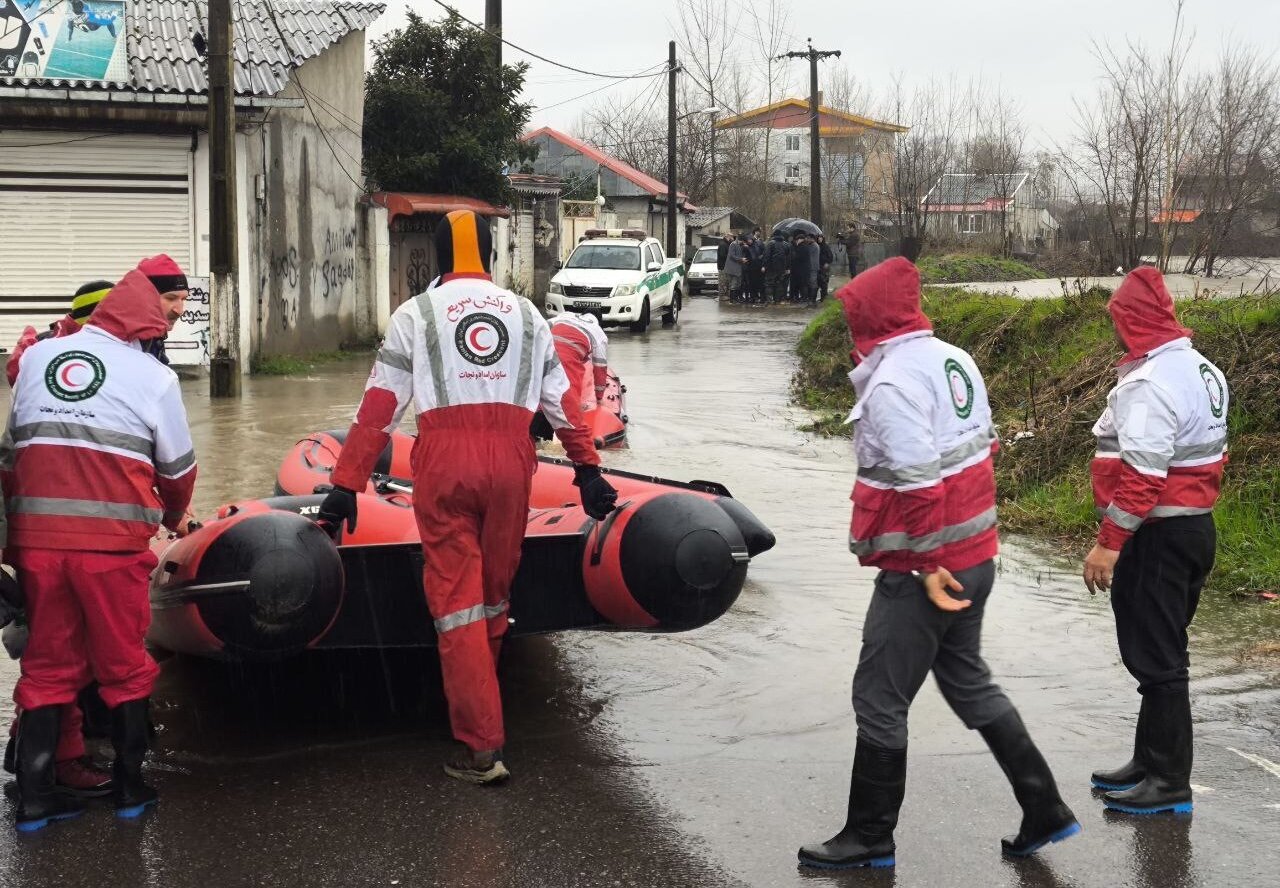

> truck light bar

[{"left": 583, "top": 228, "right": 648, "bottom": 240}]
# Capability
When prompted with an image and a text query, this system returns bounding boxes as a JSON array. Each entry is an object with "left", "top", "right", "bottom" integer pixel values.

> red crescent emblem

[
  {"left": 60, "top": 362, "right": 83, "bottom": 388},
  {"left": 468, "top": 326, "right": 491, "bottom": 352}
]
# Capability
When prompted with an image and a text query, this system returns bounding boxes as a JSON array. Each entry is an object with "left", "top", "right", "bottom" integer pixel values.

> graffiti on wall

[{"left": 263, "top": 225, "right": 358, "bottom": 331}]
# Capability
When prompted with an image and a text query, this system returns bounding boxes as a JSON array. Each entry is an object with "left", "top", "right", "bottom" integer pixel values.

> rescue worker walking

[
  {"left": 318, "top": 211, "right": 617, "bottom": 785},
  {"left": 550, "top": 309, "right": 609, "bottom": 417},
  {"left": 1083, "top": 268, "right": 1227, "bottom": 816},
  {"left": 3, "top": 258, "right": 197, "bottom": 831},
  {"left": 798, "top": 258, "right": 1078, "bottom": 869}
]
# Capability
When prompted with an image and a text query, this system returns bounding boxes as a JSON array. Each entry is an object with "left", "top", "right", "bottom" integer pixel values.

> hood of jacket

[
  {"left": 87, "top": 267, "right": 170, "bottom": 343},
  {"left": 1109, "top": 267, "right": 1193, "bottom": 363},
  {"left": 836, "top": 256, "right": 933, "bottom": 358}
]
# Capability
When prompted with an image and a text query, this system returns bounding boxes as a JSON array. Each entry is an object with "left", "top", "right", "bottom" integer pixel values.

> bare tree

[
  {"left": 1183, "top": 47, "right": 1280, "bottom": 275},
  {"left": 1152, "top": 0, "right": 1203, "bottom": 272},
  {"left": 968, "top": 88, "right": 1026, "bottom": 255},
  {"left": 747, "top": 0, "right": 793, "bottom": 224}
]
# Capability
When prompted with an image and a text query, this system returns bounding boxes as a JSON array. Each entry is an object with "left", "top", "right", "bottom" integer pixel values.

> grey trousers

[{"left": 852, "top": 560, "right": 1014, "bottom": 749}]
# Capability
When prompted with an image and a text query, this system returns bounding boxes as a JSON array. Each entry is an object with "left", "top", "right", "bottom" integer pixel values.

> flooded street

[{"left": 1, "top": 298, "right": 1278, "bottom": 887}]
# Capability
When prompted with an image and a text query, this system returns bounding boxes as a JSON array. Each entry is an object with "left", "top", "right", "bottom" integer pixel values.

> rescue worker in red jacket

[
  {"left": 1083, "top": 268, "right": 1227, "bottom": 816},
  {"left": 798, "top": 258, "right": 1078, "bottom": 870},
  {"left": 318, "top": 211, "right": 617, "bottom": 785},
  {"left": 550, "top": 309, "right": 609, "bottom": 417},
  {"left": 3, "top": 279, "right": 114, "bottom": 800},
  {"left": 2, "top": 259, "right": 197, "bottom": 831}
]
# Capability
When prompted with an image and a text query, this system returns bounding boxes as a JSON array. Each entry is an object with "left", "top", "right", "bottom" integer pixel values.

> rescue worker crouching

[
  {"left": 318, "top": 211, "right": 617, "bottom": 785},
  {"left": 1083, "top": 268, "right": 1228, "bottom": 816},
  {"left": 2, "top": 258, "right": 197, "bottom": 831},
  {"left": 797, "top": 258, "right": 1078, "bottom": 870}
]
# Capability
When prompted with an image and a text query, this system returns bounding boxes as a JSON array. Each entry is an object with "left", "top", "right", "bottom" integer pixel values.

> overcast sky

[{"left": 368, "top": 0, "right": 1280, "bottom": 151}]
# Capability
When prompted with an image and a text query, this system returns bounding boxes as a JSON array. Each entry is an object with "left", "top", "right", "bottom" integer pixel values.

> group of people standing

[{"left": 716, "top": 227, "right": 836, "bottom": 304}]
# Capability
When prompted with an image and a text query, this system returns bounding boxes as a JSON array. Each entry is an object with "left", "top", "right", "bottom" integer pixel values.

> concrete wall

[{"left": 247, "top": 31, "right": 373, "bottom": 357}]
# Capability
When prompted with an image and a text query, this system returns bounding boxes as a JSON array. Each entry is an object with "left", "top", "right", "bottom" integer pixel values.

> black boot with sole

[
  {"left": 1092, "top": 696, "right": 1148, "bottom": 791},
  {"left": 14, "top": 706, "right": 85, "bottom": 832},
  {"left": 980, "top": 709, "right": 1081, "bottom": 857},
  {"left": 797, "top": 739, "right": 906, "bottom": 870},
  {"left": 1104, "top": 687, "right": 1193, "bottom": 815},
  {"left": 111, "top": 698, "right": 158, "bottom": 819}
]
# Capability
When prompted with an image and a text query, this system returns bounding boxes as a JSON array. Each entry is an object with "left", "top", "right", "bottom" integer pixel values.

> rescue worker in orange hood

[
  {"left": 1084, "top": 268, "right": 1227, "bottom": 816},
  {"left": 318, "top": 211, "right": 617, "bottom": 784},
  {"left": 3, "top": 258, "right": 197, "bottom": 831},
  {"left": 798, "top": 258, "right": 1078, "bottom": 870}
]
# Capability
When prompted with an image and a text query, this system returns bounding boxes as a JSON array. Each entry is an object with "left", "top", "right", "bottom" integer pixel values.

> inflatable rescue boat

[{"left": 147, "top": 433, "right": 774, "bottom": 661}]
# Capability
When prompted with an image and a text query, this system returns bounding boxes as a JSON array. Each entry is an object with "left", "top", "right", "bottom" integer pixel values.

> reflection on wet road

[{"left": 1, "top": 299, "right": 1277, "bottom": 887}]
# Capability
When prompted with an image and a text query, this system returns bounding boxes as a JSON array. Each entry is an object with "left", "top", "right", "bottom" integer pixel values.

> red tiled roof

[
  {"left": 522, "top": 126, "right": 690, "bottom": 204},
  {"left": 369, "top": 193, "right": 512, "bottom": 223}
]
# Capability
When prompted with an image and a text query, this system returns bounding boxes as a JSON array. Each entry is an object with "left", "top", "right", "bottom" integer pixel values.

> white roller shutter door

[{"left": 0, "top": 130, "right": 193, "bottom": 349}]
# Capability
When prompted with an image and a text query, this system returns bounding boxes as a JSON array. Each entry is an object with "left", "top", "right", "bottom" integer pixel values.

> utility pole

[
  {"left": 485, "top": 0, "right": 501, "bottom": 67},
  {"left": 207, "top": 0, "right": 239, "bottom": 397},
  {"left": 780, "top": 39, "right": 841, "bottom": 231},
  {"left": 666, "top": 40, "right": 678, "bottom": 258}
]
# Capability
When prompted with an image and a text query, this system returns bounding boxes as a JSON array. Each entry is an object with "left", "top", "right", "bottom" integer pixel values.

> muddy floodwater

[{"left": 1, "top": 299, "right": 1277, "bottom": 887}]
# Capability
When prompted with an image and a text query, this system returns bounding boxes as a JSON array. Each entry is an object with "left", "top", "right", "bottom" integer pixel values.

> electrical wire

[
  {"left": 534, "top": 62, "right": 667, "bottom": 114},
  {"left": 426, "top": 0, "right": 668, "bottom": 80}
]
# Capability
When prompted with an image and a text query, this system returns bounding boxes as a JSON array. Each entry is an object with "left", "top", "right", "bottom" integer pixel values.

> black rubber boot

[
  {"left": 797, "top": 739, "right": 905, "bottom": 870},
  {"left": 1104, "top": 687, "right": 1193, "bottom": 815},
  {"left": 14, "top": 706, "right": 85, "bottom": 832},
  {"left": 979, "top": 709, "right": 1081, "bottom": 857},
  {"left": 1092, "top": 696, "right": 1148, "bottom": 791},
  {"left": 111, "top": 698, "right": 158, "bottom": 819}
]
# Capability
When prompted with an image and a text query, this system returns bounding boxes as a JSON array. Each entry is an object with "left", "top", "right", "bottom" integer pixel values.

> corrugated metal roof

[
  {"left": 687, "top": 206, "right": 733, "bottom": 228},
  {"left": 0, "top": 0, "right": 383, "bottom": 97}
]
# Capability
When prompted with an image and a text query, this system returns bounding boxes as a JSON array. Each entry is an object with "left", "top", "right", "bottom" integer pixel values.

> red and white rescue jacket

[
  {"left": 550, "top": 313, "right": 609, "bottom": 413},
  {"left": 847, "top": 331, "right": 1000, "bottom": 573},
  {"left": 0, "top": 269, "right": 196, "bottom": 552},
  {"left": 331, "top": 275, "right": 598, "bottom": 491},
  {"left": 1092, "top": 338, "right": 1228, "bottom": 548}
]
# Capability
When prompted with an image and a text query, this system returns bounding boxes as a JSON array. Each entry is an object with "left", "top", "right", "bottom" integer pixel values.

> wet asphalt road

[{"left": 1, "top": 298, "right": 1278, "bottom": 887}]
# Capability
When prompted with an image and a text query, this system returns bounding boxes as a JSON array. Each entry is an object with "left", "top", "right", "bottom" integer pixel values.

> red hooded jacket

[
  {"left": 1091, "top": 269, "right": 1228, "bottom": 549},
  {"left": 2, "top": 267, "right": 196, "bottom": 552},
  {"left": 838, "top": 258, "right": 1000, "bottom": 574}
]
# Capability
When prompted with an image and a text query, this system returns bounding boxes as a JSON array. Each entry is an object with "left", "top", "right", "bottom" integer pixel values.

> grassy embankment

[
  {"left": 916, "top": 254, "right": 1045, "bottom": 284},
  {"left": 795, "top": 288, "right": 1280, "bottom": 597},
  {"left": 251, "top": 347, "right": 373, "bottom": 375}
]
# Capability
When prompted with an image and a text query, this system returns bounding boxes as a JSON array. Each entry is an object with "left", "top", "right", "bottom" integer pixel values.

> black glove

[
  {"left": 573, "top": 464, "right": 618, "bottom": 521},
  {"left": 317, "top": 485, "right": 358, "bottom": 535}
]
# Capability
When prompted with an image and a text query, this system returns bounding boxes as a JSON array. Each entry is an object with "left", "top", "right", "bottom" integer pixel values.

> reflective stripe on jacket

[
  {"left": 551, "top": 313, "right": 609, "bottom": 397},
  {"left": 1091, "top": 337, "right": 1228, "bottom": 549},
  {"left": 848, "top": 331, "right": 999, "bottom": 573},
  {"left": 331, "top": 276, "right": 598, "bottom": 491},
  {"left": 1, "top": 325, "right": 196, "bottom": 553}
]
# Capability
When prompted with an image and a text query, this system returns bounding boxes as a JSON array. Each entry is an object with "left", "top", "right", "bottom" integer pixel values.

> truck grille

[{"left": 563, "top": 285, "right": 613, "bottom": 300}]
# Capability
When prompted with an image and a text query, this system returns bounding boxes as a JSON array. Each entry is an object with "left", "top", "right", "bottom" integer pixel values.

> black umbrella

[{"left": 771, "top": 217, "right": 822, "bottom": 238}]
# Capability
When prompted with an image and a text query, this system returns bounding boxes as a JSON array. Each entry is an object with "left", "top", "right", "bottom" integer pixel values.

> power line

[
  {"left": 426, "top": 0, "right": 666, "bottom": 80},
  {"left": 534, "top": 63, "right": 668, "bottom": 113}
]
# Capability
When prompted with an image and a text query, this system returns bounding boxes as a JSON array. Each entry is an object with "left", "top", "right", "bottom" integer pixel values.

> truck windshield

[{"left": 567, "top": 245, "right": 641, "bottom": 270}]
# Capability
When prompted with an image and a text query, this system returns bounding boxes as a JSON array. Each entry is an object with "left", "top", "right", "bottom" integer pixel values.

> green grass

[
  {"left": 793, "top": 288, "right": 1280, "bottom": 599},
  {"left": 916, "top": 253, "right": 1046, "bottom": 284},
  {"left": 251, "top": 349, "right": 371, "bottom": 376}
]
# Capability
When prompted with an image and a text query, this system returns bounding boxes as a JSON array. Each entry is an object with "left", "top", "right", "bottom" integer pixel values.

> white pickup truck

[{"left": 545, "top": 229, "right": 684, "bottom": 332}]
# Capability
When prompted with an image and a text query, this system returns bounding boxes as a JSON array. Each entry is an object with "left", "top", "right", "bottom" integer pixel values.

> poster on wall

[
  {"left": 0, "top": 0, "right": 128, "bottom": 83},
  {"left": 166, "top": 277, "right": 210, "bottom": 367}
]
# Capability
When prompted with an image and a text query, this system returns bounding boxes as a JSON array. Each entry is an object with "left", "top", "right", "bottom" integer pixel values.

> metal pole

[
  {"left": 667, "top": 40, "right": 678, "bottom": 258},
  {"left": 208, "top": 0, "right": 240, "bottom": 397},
  {"left": 485, "top": 0, "right": 501, "bottom": 67},
  {"left": 808, "top": 45, "right": 821, "bottom": 230}
]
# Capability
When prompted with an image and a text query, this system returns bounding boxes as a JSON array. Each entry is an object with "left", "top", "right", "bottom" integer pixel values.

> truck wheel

[
  {"left": 629, "top": 297, "right": 650, "bottom": 333},
  {"left": 662, "top": 290, "right": 681, "bottom": 326}
]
